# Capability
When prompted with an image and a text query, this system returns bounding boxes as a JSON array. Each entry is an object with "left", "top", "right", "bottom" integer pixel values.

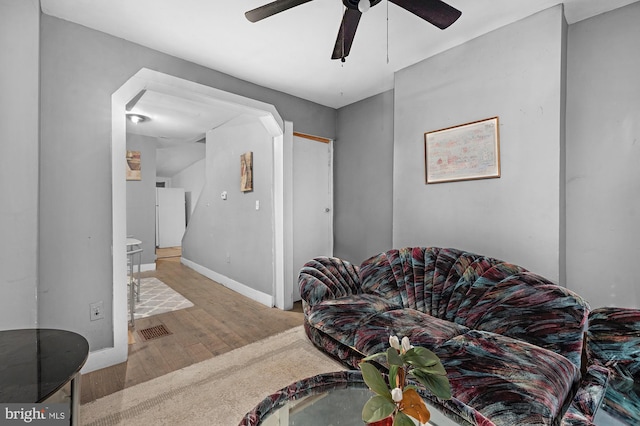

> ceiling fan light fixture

[
  {"left": 246, "top": 0, "right": 461, "bottom": 60},
  {"left": 127, "top": 113, "right": 150, "bottom": 124},
  {"left": 358, "top": 0, "right": 370, "bottom": 13}
]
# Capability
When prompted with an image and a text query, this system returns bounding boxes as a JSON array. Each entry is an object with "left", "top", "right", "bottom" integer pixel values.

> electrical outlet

[
  {"left": 90, "top": 301, "right": 104, "bottom": 321},
  {"left": 226, "top": 252, "right": 231, "bottom": 264}
]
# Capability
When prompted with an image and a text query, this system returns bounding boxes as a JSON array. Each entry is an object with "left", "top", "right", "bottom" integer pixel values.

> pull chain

[{"left": 386, "top": 0, "right": 389, "bottom": 64}]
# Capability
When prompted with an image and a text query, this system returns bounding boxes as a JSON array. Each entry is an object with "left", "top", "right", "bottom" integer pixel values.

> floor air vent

[{"left": 138, "top": 324, "right": 172, "bottom": 341}]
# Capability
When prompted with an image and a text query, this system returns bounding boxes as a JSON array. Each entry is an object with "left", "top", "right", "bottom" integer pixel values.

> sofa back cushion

[
  {"left": 359, "top": 247, "right": 523, "bottom": 317},
  {"left": 359, "top": 247, "right": 588, "bottom": 367}
]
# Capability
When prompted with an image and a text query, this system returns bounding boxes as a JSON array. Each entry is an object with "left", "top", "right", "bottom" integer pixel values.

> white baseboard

[
  {"left": 141, "top": 263, "right": 156, "bottom": 272},
  {"left": 181, "top": 257, "right": 273, "bottom": 307},
  {"left": 81, "top": 344, "right": 127, "bottom": 374}
]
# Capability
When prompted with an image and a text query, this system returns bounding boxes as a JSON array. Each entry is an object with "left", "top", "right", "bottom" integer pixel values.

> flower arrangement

[{"left": 360, "top": 335, "right": 451, "bottom": 426}]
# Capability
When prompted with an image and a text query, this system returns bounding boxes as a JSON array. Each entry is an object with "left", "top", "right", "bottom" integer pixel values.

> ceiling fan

[{"left": 245, "top": 0, "right": 462, "bottom": 62}]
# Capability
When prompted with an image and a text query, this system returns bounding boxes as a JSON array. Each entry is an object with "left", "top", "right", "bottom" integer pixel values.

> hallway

[{"left": 81, "top": 260, "right": 303, "bottom": 403}]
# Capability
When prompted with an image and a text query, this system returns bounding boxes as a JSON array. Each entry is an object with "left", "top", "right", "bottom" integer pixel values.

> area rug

[
  {"left": 129, "top": 277, "right": 194, "bottom": 320},
  {"left": 80, "top": 326, "right": 346, "bottom": 425}
]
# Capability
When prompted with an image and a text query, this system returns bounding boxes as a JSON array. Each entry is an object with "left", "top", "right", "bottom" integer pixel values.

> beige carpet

[{"left": 80, "top": 326, "right": 346, "bottom": 426}]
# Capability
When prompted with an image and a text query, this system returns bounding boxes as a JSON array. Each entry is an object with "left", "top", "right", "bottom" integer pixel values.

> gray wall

[
  {"left": 334, "top": 3, "right": 639, "bottom": 310},
  {"left": 126, "top": 134, "right": 158, "bottom": 265},
  {"left": 5, "top": 0, "right": 638, "bottom": 359},
  {"left": 0, "top": 0, "right": 39, "bottom": 328},
  {"left": 334, "top": 91, "right": 394, "bottom": 264},
  {"left": 182, "top": 119, "right": 274, "bottom": 295},
  {"left": 38, "top": 15, "right": 336, "bottom": 350},
  {"left": 393, "top": 6, "right": 566, "bottom": 282},
  {"left": 171, "top": 158, "right": 206, "bottom": 224},
  {"left": 566, "top": 2, "right": 640, "bottom": 308}
]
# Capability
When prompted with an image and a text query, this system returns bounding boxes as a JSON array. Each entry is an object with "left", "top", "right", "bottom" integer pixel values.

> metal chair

[{"left": 127, "top": 247, "right": 143, "bottom": 328}]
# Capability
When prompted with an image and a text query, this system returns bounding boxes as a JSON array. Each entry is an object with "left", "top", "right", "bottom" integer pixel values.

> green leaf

[
  {"left": 361, "top": 362, "right": 392, "bottom": 397},
  {"left": 416, "top": 363, "right": 447, "bottom": 376},
  {"left": 410, "top": 369, "right": 452, "bottom": 399},
  {"left": 403, "top": 347, "right": 440, "bottom": 369},
  {"left": 387, "top": 347, "right": 404, "bottom": 367},
  {"left": 392, "top": 411, "right": 416, "bottom": 426},
  {"left": 362, "top": 395, "right": 396, "bottom": 422}
]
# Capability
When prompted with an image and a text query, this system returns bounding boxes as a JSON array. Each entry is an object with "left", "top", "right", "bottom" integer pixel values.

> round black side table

[{"left": 0, "top": 329, "right": 89, "bottom": 425}]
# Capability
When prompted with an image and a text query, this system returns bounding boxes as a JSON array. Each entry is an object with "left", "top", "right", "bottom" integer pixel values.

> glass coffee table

[{"left": 239, "top": 371, "right": 475, "bottom": 426}]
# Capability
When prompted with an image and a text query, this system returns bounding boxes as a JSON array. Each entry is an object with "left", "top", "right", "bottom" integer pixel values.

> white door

[
  {"left": 292, "top": 134, "right": 333, "bottom": 301},
  {"left": 156, "top": 187, "right": 186, "bottom": 248}
]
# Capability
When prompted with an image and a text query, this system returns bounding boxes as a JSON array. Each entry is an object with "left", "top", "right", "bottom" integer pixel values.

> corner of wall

[
  {"left": 559, "top": 8, "right": 568, "bottom": 286},
  {"left": 0, "top": 0, "right": 41, "bottom": 328}
]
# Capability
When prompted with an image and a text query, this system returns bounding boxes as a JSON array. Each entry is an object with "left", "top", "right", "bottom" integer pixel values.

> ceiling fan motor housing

[{"left": 342, "top": 0, "right": 382, "bottom": 10}]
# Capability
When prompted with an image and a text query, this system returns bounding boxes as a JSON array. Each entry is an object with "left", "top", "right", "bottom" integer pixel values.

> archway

[{"left": 84, "top": 68, "right": 292, "bottom": 373}]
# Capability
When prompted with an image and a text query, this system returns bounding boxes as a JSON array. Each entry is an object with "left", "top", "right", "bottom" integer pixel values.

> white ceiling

[
  {"left": 40, "top": 0, "right": 637, "bottom": 176},
  {"left": 124, "top": 88, "right": 268, "bottom": 177},
  {"left": 41, "top": 0, "right": 636, "bottom": 109},
  {"left": 125, "top": 90, "right": 216, "bottom": 177}
]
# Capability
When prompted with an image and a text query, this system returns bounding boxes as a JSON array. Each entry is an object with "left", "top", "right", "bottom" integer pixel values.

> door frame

[
  {"left": 84, "top": 68, "right": 287, "bottom": 373},
  {"left": 291, "top": 132, "right": 334, "bottom": 301}
]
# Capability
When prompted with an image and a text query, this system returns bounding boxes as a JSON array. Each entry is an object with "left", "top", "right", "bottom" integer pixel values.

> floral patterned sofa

[
  {"left": 587, "top": 307, "right": 640, "bottom": 425},
  {"left": 299, "top": 247, "right": 610, "bottom": 426}
]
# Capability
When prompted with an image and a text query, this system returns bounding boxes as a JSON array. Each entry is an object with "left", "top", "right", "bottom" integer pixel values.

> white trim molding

[
  {"left": 102, "top": 68, "right": 286, "bottom": 374},
  {"left": 181, "top": 257, "right": 273, "bottom": 307}
]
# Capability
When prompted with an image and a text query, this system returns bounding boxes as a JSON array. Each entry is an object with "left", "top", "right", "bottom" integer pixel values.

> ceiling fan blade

[
  {"left": 389, "top": 0, "right": 461, "bottom": 29},
  {"left": 245, "top": 0, "right": 314, "bottom": 23},
  {"left": 331, "top": 8, "right": 362, "bottom": 61}
]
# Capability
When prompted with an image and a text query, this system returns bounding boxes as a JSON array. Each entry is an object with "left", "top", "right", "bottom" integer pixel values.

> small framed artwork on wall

[
  {"left": 126, "top": 150, "right": 141, "bottom": 181},
  {"left": 424, "top": 117, "right": 500, "bottom": 184},
  {"left": 241, "top": 151, "right": 253, "bottom": 192}
]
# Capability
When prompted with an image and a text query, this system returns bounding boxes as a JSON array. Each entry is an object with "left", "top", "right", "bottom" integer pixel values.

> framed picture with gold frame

[{"left": 424, "top": 117, "right": 500, "bottom": 184}]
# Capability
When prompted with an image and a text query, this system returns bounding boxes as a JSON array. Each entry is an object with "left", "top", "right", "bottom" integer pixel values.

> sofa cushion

[
  {"left": 305, "top": 294, "right": 402, "bottom": 348},
  {"left": 359, "top": 247, "right": 528, "bottom": 318},
  {"left": 359, "top": 247, "right": 491, "bottom": 315},
  {"left": 435, "top": 330, "right": 581, "bottom": 426},
  {"left": 456, "top": 276, "right": 588, "bottom": 367},
  {"left": 358, "top": 247, "right": 588, "bottom": 368},
  {"left": 353, "top": 309, "right": 470, "bottom": 355}
]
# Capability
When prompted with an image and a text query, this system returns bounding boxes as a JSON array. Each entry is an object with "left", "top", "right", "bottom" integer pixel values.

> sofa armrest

[
  {"left": 588, "top": 307, "right": 640, "bottom": 380},
  {"left": 298, "top": 256, "right": 361, "bottom": 307},
  {"left": 587, "top": 307, "right": 640, "bottom": 424},
  {"left": 560, "top": 363, "right": 609, "bottom": 425}
]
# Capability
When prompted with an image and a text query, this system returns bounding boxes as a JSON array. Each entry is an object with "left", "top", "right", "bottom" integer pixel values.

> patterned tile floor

[{"left": 129, "top": 277, "right": 194, "bottom": 320}]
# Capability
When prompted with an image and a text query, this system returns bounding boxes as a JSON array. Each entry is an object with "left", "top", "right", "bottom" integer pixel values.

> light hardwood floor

[{"left": 80, "top": 256, "right": 304, "bottom": 404}]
